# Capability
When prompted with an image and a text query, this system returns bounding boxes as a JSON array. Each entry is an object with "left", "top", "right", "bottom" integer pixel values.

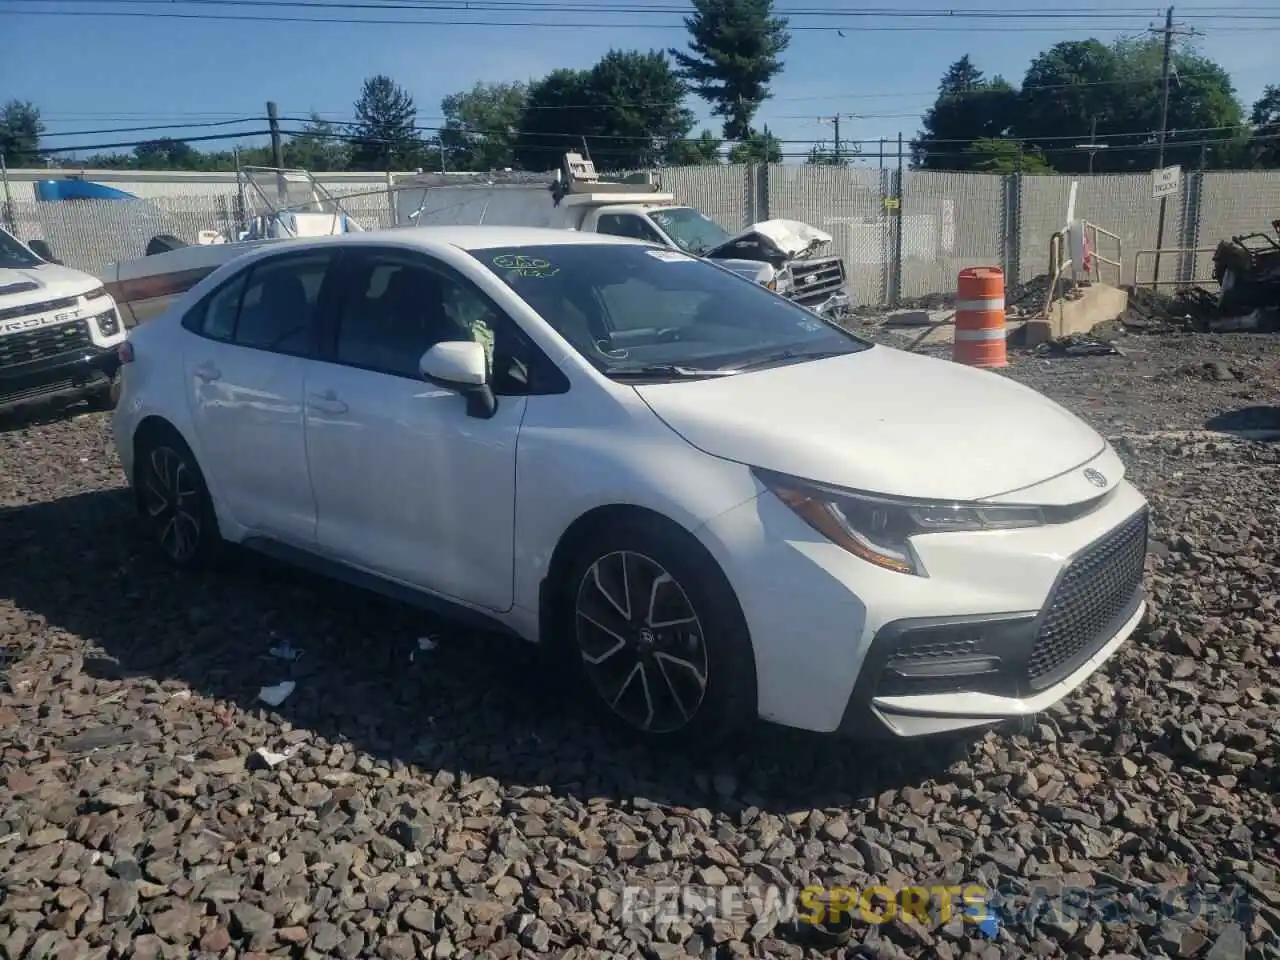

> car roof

[{"left": 258, "top": 225, "right": 647, "bottom": 257}]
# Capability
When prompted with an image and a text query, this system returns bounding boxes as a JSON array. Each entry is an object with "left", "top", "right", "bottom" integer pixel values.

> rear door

[{"left": 181, "top": 248, "right": 341, "bottom": 545}]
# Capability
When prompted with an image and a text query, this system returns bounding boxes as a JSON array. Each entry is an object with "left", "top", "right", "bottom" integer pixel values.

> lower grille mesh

[{"left": 1026, "top": 508, "right": 1148, "bottom": 688}]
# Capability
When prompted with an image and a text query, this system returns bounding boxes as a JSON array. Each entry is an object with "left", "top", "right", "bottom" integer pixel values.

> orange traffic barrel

[{"left": 952, "top": 267, "right": 1007, "bottom": 369}]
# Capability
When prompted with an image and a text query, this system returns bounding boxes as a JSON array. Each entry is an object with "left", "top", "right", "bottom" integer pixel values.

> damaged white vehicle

[{"left": 397, "top": 153, "right": 852, "bottom": 319}]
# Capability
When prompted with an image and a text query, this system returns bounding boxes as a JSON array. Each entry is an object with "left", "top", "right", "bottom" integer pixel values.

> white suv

[
  {"left": 1, "top": 227, "right": 126, "bottom": 413},
  {"left": 112, "top": 227, "right": 1149, "bottom": 745}
]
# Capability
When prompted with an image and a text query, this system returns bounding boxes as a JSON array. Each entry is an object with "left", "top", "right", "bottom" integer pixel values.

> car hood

[
  {"left": 710, "top": 258, "right": 774, "bottom": 284},
  {"left": 0, "top": 263, "right": 102, "bottom": 306},
  {"left": 704, "top": 219, "right": 833, "bottom": 261},
  {"left": 631, "top": 345, "right": 1108, "bottom": 503}
]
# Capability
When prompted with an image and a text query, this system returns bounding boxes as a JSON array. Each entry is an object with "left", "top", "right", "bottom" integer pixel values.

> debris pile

[{"left": 1121, "top": 285, "right": 1220, "bottom": 333}]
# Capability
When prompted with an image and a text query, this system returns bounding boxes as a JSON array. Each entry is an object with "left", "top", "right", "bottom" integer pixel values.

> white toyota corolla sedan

[{"left": 112, "top": 226, "right": 1149, "bottom": 745}]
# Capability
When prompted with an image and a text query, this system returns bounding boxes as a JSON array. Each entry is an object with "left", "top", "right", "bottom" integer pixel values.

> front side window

[
  {"left": 472, "top": 243, "right": 870, "bottom": 377},
  {"left": 0, "top": 228, "right": 43, "bottom": 270},
  {"left": 334, "top": 252, "right": 535, "bottom": 392},
  {"left": 596, "top": 214, "right": 664, "bottom": 244}
]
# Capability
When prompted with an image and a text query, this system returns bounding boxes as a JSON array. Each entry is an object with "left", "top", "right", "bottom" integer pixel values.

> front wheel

[
  {"left": 561, "top": 518, "right": 756, "bottom": 747},
  {"left": 134, "top": 429, "right": 221, "bottom": 569}
]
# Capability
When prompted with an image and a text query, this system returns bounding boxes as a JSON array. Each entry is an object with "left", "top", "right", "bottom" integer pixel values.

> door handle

[
  {"left": 308, "top": 391, "right": 348, "bottom": 415},
  {"left": 193, "top": 363, "right": 221, "bottom": 382}
]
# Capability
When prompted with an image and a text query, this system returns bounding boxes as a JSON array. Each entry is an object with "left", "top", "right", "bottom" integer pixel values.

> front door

[
  {"left": 303, "top": 247, "right": 530, "bottom": 612},
  {"left": 182, "top": 249, "right": 338, "bottom": 545}
]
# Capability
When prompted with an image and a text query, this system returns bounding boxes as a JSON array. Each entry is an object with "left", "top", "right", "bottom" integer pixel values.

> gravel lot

[{"left": 1, "top": 331, "right": 1278, "bottom": 960}]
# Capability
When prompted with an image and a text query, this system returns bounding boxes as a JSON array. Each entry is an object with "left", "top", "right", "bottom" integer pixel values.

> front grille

[
  {"left": 0, "top": 295, "right": 79, "bottom": 324},
  {"left": 0, "top": 320, "right": 94, "bottom": 368},
  {"left": 789, "top": 257, "right": 847, "bottom": 305},
  {"left": 1026, "top": 509, "right": 1148, "bottom": 689},
  {"left": 0, "top": 378, "right": 77, "bottom": 407}
]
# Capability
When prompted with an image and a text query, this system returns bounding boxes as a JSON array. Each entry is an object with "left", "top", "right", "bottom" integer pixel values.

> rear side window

[
  {"left": 235, "top": 252, "right": 334, "bottom": 356},
  {"left": 197, "top": 274, "right": 247, "bottom": 341}
]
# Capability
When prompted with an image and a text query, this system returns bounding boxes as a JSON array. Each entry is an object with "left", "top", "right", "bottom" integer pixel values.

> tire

[
  {"left": 133, "top": 426, "right": 222, "bottom": 569},
  {"left": 559, "top": 516, "right": 757, "bottom": 748}
]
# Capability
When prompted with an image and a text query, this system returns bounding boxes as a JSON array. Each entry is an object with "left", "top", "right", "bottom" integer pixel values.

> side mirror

[
  {"left": 28, "top": 239, "right": 63, "bottom": 264},
  {"left": 419, "top": 340, "right": 496, "bottom": 419}
]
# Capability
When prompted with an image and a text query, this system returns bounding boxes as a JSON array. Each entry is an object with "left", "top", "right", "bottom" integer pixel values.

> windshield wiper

[
  {"left": 722, "top": 348, "right": 852, "bottom": 372},
  {"left": 604, "top": 363, "right": 741, "bottom": 381}
]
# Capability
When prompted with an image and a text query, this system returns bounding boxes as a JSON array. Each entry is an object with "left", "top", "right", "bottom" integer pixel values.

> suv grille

[
  {"left": 0, "top": 320, "right": 94, "bottom": 368},
  {"left": 1026, "top": 508, "right": 1148, "bottom": 689},
  {"left": 788, "top": 257, "right": 847, "bottom": 306},
  {"left": 0, "top": 295, "right": 79, "bottom": 325}
]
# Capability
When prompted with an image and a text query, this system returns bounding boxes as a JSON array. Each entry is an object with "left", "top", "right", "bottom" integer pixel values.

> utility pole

[
  {"left": 818, "top": 114, "right": 851, "bottom": 163},
  {"left": 1150, "top": 7, "right": 1194, "bottom": 286},
  {"left": 267, "top": 101, "right": 285, "bottom": 205},
  {"left": 1074, "top": 116, "right": 1108, "bottom": 174}
]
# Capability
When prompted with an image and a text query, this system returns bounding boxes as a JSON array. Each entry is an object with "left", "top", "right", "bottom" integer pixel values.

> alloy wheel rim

[
  {"left": 574, "top": 550, "right": 709, "bottom": 734},
  {"left": 143, "top": 446, "right": 201, "bottom": 562}
]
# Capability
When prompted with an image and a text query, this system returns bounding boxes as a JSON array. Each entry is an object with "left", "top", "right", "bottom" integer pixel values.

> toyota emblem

[{"left": 1083, "top": 468, "right": 1107, "bottom": 488}]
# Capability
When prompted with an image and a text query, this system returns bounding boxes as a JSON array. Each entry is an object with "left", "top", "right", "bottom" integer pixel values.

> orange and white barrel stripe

[{"left": 952, "top": 266, "right": 1008, "bottom": 369}]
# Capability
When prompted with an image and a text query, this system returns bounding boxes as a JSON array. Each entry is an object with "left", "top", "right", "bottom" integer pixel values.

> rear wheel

[
  {"left": 134, "top": 428, "right": 221, "bottom": 569},
  {"left": 561, "top": 518, "right": 756, "bottom": 747}
]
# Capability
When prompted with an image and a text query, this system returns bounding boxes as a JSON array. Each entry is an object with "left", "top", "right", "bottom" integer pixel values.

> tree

[
  {"left": 1, "top": 100, "right": 44, "bottom": 166},
  {"left": 964, "top": 139, "right": 1053, "bottom": 173},
  {"left": 286, "top": 114, "right": 351, "bottom": 171},
  {"left": 670, "top": 0, "right": 790, "bottom": 141},
  {"left": 440, "top": 82, "right": 526, "bottom": 171},
  {"left": 728, "top": 127, "right": 782, "bottom": 164},
  {"left": 1015, "top": 38, "right": 1244, "bottom": 173},
  {"left": 515, "top": 51, "right": 694, "bottom": 171},
  {"left": 514, "top": 68, "right": 599, "bottom": 170},
  {"left": 133, "top": 138, "right": 201, "bottom": 170},
  {"left": 912, "top": 56, "right": 1018, "bottom": 170},
  {"left": 1016, "top": 40, "right": 1119, "bottom": 172},
  {"left": 1249, "top": 85, "right": 1280, "bottom": 169},
  {"left": 587, "top": 50, "right": 694, "bottom": 169},
  {"left": 665, "top": 129, "right": 722, "bottom": 165},
  {"left": 350, "top": 75, "right": 422, "bottom": 170}
]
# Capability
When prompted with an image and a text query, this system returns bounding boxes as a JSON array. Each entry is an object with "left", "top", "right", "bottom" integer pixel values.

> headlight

[{"left": 754, "top": 468, "right": 1046, "bottom": 576}]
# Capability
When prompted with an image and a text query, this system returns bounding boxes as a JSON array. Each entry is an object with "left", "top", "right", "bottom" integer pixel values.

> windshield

[
  {"left": 472, "top": 243, "right": 870, "bottom": 377},
  {"left": 0, "top": 229, "right": 43, "bottom": 270},
  {"left": 648, "top": 207, "right": 732, "bottom": 255}
]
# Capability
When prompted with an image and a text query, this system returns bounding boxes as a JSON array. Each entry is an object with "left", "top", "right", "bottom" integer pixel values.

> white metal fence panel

[
  {"left": 1194, "top": 171, "right": 1280, "bottom": 285},
  {"left": 7, "top": 166, "right": 1280, "bottom": 302},
  {"left": 10, "top": 192, "right": 396, "bottom": 275},
  {"left": 1018, "top": 173, "right": 1187, "bottom": 287},
  {"left": 767, "top": 163, "right": 889, "bottom": 306},
  {"left": 654, "top": 164, "right": 751, "bottom": 231},
  {"left": 899, "top": 170, "right": 1005, "bottom": 299}
]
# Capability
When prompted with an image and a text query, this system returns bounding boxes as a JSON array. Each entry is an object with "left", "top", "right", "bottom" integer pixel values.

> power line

[
  {"left": 28, "top": 68, "right": 1264, "bottom": 128},
  {"left": 8, "top": 0, "right": 1280, "bottom": 18},
  {"left": 10, "top": 0, "right": 1280, "bottom": 16},
  {"left": 6, "top": 6, "right": 1279, "bottom": 31}
]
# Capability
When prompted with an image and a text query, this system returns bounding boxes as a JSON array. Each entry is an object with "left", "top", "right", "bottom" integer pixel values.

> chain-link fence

[{"left": 6, "top": 166, "right": 1280, "bottom": 303}]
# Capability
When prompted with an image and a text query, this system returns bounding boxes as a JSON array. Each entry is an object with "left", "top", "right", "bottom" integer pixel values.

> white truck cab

[{"left": 0, "top": 227, "right": 127, "bottom": 414}]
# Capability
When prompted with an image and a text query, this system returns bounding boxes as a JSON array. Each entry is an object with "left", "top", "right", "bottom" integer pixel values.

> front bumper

[
  {"left": 696, "top": 468, "right": 1150, "bottom": 736},
  {"left": 795, "top": 289, "right": 851, "bottom": 319},
  {"left": 0, "top": 347, "right": 121, "bottom": 413}
]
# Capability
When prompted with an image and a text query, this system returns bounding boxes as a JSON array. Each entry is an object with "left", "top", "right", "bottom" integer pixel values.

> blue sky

[{"left": 3, "top": 0, "right": 1275, "bottom": 167}]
